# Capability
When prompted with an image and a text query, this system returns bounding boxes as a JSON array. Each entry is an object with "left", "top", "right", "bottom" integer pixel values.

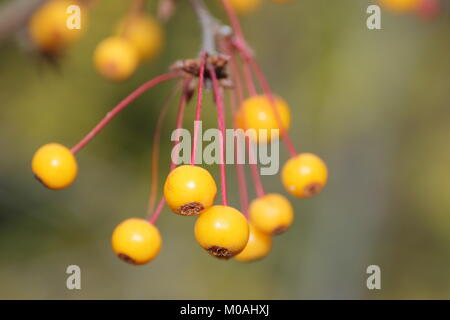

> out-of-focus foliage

[{"left": 0, "top": 0, "right": 449, "bottom": 299}]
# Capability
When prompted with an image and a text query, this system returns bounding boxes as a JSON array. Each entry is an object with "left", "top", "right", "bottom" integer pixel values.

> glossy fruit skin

[
  {"left": 249, "top": 193, "right": 294, "bottom": 235},
  {"left": 281, "top": 153, "right": 328, "bottom": 198},
  {"left": 195, "top": 205, "right": 249, "bottom": 259},
  {"left": 378, "top": 0, "right": 421, "bottom": 12},
  {"left": 93, "top": 36, "right": 138, "bottom": 81},
  {"left": 229, "top": 0, "right": 262, "bottom": 14},
  {"left": 235, "top": 224, "right": 272, "bottom": 262},
  {"left": 29, "top": 0, "right": 85, "bottom": 53},
  {"left": 118, "top": 14, "right": 164, "bottom": 61},
  {"left": 111, "top": 218, "right": 162, "bottom": 265},
  {"left": 32, "top": 143, "right": 78, "bottom": 190},
  {"left": 236, "top": 95, "right": 291, "bottom": 143},
  {"left": 164, "top": 165, "right": 217, "bottom": 216}
]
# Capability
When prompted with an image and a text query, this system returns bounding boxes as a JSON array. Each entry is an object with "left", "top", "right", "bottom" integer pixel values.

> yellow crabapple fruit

[
  {"left": 229, "top": 0, "right": 262, "bottom": 14},
  {"left": 235, "top": 224, "right": 272, "bottom": 262},
  {"left": 164, "top": 165, "right": 217, "bottom": 216},
  {"left": 235, "top": 94, "right": 291, "bottom": 143},
  {"left": 250, "top": 193, "right": 294, "bottom": 235},
  {"left": 32, "top": 143, "right": 78, "bottom": 190},
  {"left": 29, "top": 0, "right": 85, "bottom": 53},
  {"left": 195, "top": 205, "right": 249, "bottom": 259},
  {"left": 378, "top": 0, "right": 421, "bottom": 12},
  {"left": 111, "top": 218, "right": 162, "bottom": 265},
  {"left": 117, "top": 14, "right": 164, "bottom": 62},
  {"left": 93, "top": 36, "right": 138, "bottom": 81},
  {"left": 281, "top": 153, "right": 328, "bottom": 198}
]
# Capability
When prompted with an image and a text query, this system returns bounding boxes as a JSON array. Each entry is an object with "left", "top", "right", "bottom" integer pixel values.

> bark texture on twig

[{"left": 0, "top": 0, "right": 46, "bottom": 42}]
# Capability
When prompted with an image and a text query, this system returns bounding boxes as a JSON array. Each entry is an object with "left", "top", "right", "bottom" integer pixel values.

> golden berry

[
  {"left": 281, "top": 153, "right": 328, "bottom": 198},
  {"left": 164, "top": 165, "right": 217, "bottom": 216},
  {"left": 93, "top": 36, "right": 138, "bottom": 81},
  {"left": 195, "top": 205, "right": 249, "bottom": 259},
  {"left": 235, "top": 224, "right": 272, "bottom": 262},
  {"left": 117, "top": 14, "right": 164, "bottom": 62},
  {"left": 378, "top": 0, "right": 421, "bottom": 12},
  {"left": 236, "top": 95, "right": 291, "bottom": 143},
  {"left": 229, "top": 0, "right": 262, "bottom": 14},
  {"left": 29, "top": 0, "right": 85, "bottom": 53},
  {"left": 111, "top": 218, "right": 162, "bottom": 265},
  {"left": 32, "top": 143, "right": 78, "bottom": 190},
  {"left": 249, "top": 193, "right": 294, "bottom": 235}
]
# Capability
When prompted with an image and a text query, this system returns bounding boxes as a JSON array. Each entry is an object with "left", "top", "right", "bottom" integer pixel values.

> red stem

[
  {"left": 191, "top": 52, "right": 207, "bottom": 165},
  {"left": 247, "top": 57, "right": 297, "bottom": 157},
  {"left": 208, "top": 64, "right": 228, "bottom": 206},
  {"left": 226, "top": 41, "right": 266, "bottom": 199},
  {"left": 230, "top": 56, "right": 244, "bottom": 103},
  {"left": 241, "top": 57, "right": 257, "bottom": 96},
  {"left": 220, "top": 0, "right": 298, "bottom": 158},
  {"left": 228, "top": 90, "right": 249, "bottom": 217},
  {"left": 71, "top": 71, "right": 181, "bottom": 154},
  {"left": 221, "top": 0, "right": 246, "bottom": 46},
  {"left": 149, "top": 196, "right": 166, "bottom": 225},
  {"left": 248, "top": 138, "right": 265, "bottom": 198},
  {"left": 146, "top": 81, "right": 182, "bottom": 215},
  {"left": 149, "top": 79, "right": 191, "bottom": 224}
]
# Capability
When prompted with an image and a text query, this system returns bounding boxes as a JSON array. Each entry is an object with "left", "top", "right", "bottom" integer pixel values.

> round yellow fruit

[
  {"left": 93, "top": 36, "right": 138, "bottom": 81},
  {"left": 236, "top": 94, "right": 291, "bottom": 143},
  {"left": 29, "top": 0, "right": 85, "bottom": 53},
  {"left": 378, "top": 0, "right": 421, "bottom": 12},
  {"left": 229, "top": 0, "right": 262, "bottom": 14},
  {"left": 32, "top": 143, "right": 78, "bottom": 190},
  {"left": 111, "top": 218, "right": 162, "bottom": 265},
  {"left": 235, "top": 224, "right": 272, "bottom": 262},
  {"left": 281, "top": 153, "right": 328, "bottom": 198},
  {"left": 249, "top": 193, "right": 294, "bottom": 235},
  {"left": 195, "top": 205, "right": 249, "bottom": 259},
  {"left": 164, "top": 165, "right": 217, "bottom": 216},
  {"left": 118, "top": 14, "right": 164, "bottom": 61}
]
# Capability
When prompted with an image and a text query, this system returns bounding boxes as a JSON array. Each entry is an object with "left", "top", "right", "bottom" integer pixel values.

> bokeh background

[{"left": 0, "top": 0, "right": 449, "bottom": 299}]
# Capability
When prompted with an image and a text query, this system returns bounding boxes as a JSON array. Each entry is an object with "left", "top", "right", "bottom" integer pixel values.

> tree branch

[
  {"left": 0, "top": 0, "right": 46, "bottom": 42},
  {"left": 188, "top": 0, "right": 224, "bottom": 55}
]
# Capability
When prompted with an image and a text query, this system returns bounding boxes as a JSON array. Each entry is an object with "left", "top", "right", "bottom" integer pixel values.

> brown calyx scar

[
  {"left": 178, "top": 202, "right": 204, "bottom": 216},
  {"left": 304, "top": 183, "right": 322, "bottom": 197},
  {"left": 170, "top": 55, "right": 233, "bottom": 88},
  {"left": 273, "top": 226, "right": 287, "bottom": 235},
  {"left": 207, "top": 246, "right": 234, "bottom": 259},
  {"left": 118, "top": 253, "right": 137, "bottom": 265},
  {"left": 34, "top": 174, "right": 50, "bottom": 189}
]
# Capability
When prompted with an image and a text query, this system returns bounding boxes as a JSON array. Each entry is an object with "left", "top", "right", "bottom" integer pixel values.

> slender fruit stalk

[
  {"left": 208, "top": 64, "right": 228, "bottom": 206},
  {"left": 148, "top": 79, "right": 192, "bottom": 223},
  {"left": 191, "top": 51, "right": 207, "bottom": 165},
  {"left": 147, "top": 81, "right": 182, "bottom": 214},
  {"left": 71, "top": 71, "right": 181, "bottom": 154},
  {"left": 228, "top": 90, "right": 249, "bottom": 217}
]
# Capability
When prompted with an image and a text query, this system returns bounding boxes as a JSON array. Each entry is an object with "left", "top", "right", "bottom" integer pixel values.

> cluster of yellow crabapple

[
  {"left": 30, "top": 0, "right": 330, "bottom": 265},
  {"left": 28, "top": 0, "right": 163, "bottom": 81}
]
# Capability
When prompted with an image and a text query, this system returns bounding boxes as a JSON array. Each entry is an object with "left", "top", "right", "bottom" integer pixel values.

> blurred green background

[{"left": 0, "top": 0, "right": 450, "bottom": 299}]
